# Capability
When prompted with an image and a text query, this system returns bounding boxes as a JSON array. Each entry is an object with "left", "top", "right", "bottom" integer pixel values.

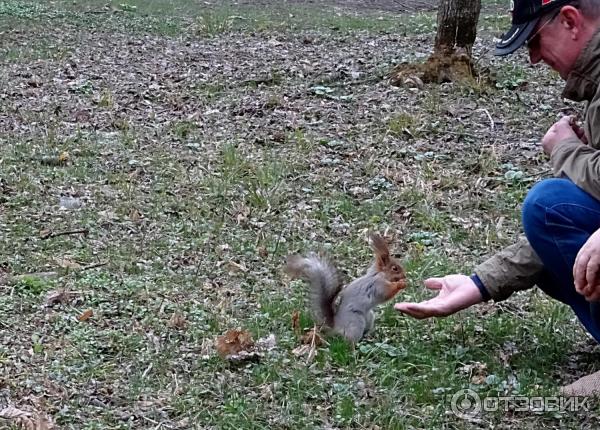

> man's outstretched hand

[{"left": 394, "top": 274, "right": 484, "bottom": 319}]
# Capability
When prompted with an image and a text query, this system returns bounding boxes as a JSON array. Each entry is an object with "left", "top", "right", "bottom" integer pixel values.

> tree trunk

[
  {"left": 389, "top": 0, "right": 483, "bottom": 85},
  {"left": 435, "top": 0, "right": 481, "bottom": 56}
]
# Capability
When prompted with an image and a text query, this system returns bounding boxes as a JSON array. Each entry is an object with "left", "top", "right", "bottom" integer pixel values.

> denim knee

[{"left": 522, "top": 178, "right": 575, "bottom": 238}]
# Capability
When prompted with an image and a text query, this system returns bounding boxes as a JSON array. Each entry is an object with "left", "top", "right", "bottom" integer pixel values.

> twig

[
  {"left": 81, "top": 261, "right": 108, "bottom": 271},
  {"left": 444, "top": 130, "right": 479, "bottom": 139},
  {"left": 40, "top": 228, "right": 89, "bottom": 240},
  {"left": 142, "top": 363, "right": 153, "bottom": 379},
  {"left": 479, "top": 108, "right": 495, "bottom": 130},
  {"left": 306, "top": 324, "right": 319, "bottom": 364}
]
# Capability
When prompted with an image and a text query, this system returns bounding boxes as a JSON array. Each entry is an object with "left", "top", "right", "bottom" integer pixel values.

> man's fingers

[
  {"left": 394, "top": 303, "right": 434, "bottom": 319},
  {"left": 558, "top": 115, "right": 573, "bottom": 126},
  {"left": 574, "top": 246, "right": 588, "bottom": 286},
  {"left": 424, "top": 278, "right": 444, "bottom": 290},
  {"left": 586, "top": 256, "right": 600, "bottom": 289},
  {"left": 571, "top": 120, "right": 586, "bottom": 140},
  {"left": 586, "top": 289, "right": 600, "bottom": 302},
  {"left": 574, "top": 252, "right": 591, "bottom": 293},
  {"left": 582, "top": 285, "right": 594, "bottom": 298}
]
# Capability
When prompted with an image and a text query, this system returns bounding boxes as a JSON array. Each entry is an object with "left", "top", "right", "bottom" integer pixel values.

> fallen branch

[
  {"left": 479, "top": 108, "right": 495, "bottom": 130},
  {"left": 13, "top": 272, "right": 59, "bottom": 282},
  {"left": 81, "top": 261, "right": 108, "bottom": 271},
  {"left": 40, "top": 228, "right": 89, "bottom": 240}
]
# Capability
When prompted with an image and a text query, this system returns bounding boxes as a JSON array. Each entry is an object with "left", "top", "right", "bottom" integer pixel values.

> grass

[
  {"left": 0, "top": 0, "right": 437, "bottom": 38},
  {"left": 1, "top": 0, "right": 599, "bottom": 428}
]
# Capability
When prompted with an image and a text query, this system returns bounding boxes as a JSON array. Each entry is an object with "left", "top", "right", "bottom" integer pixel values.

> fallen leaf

[
  {"left": 58, "top": 196, "right": 82, "bottom": 210},
  {"left": 291, "top": 310, "right": 300, "bottom": 336},
  {"left": 0, "top": 407, "right": 35, "bottom": 430},
  {"left": 27, "top": 75, "right": 43, "bottom": 87},
  {"left": 215, "top": 329, "right": 254, "bottom": 359},
  {"left": 54, "top": 257, "right": 82, "bottom": 270},
  {"left": 292, "top": 344, "right": 311, "bottom": 357},
  {"left": 0, "top": 405, "right": 54, "bottom": 430},
  {"left": 225, "top": 260, "right": 248, "bottom": 273},
  {"left": 0, "top": 406, "right": 31, "bottom": 420},
  {"left": 292, "top": 342, "right": 319, "bottom": 363},
  {"left": 169, "top": 312, "right": 187, "bottom": 330},
  {"left": 471, "top": 374, "right": 486, "bottom": 385},
  {"left": 0, "top": 267, "right": 11, "bottom": 286},
  {"left": 461, "top": 361, "right": 488, "bottom": 385},
  {"left": 74, "top": 109, "right": 91, "bottom": 123},
  {"left": 223, "top": 349, "right": 261, "bottom": 364},
  {"left": 129, "top": 208, "right": 143, "bottom": 223},
  {"left": 293, "top": 326, "right": 324, "bottom": 364},
  {"left": 44, "top": 289, "right": 77, "bottom": 307},
  {"left": 256, "top": 334, "right": 277, "bottom": 351},
  {"left": 216, "top": 244, "right": 230, "bottom": 257},
  {"left": 403, "top": 75, "right": 424, "bottom": 89},
  {"left": 58, "top": 152, "right": 69, "bottom": 164},
  {"left": 300, "top": 327, "right": 324, "bottom": 347},
  {"left": 77, "top": 309, "right": 93, "bottom": 322}
]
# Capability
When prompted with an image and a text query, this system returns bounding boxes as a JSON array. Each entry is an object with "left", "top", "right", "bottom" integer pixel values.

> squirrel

[{"left": 285, "top": 233, "right": 407, "bottom": 343}]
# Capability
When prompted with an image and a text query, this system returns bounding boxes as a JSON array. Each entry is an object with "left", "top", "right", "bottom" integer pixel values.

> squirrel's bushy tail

[{"left": 285, "top": 254, "right": 341, "bottom": 327}]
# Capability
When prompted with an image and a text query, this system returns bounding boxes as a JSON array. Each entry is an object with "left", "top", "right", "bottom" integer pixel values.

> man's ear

[{"left": 560, "top": 5, "right": 583, "bottom": 37}]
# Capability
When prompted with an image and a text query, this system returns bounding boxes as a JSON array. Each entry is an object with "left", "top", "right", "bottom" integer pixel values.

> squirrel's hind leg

[
  {"left": 364, "top": 310, "right": 375, "bottom": 335},
  {"left": 338, "top": 320, "right": 367, "bottom": 344}
]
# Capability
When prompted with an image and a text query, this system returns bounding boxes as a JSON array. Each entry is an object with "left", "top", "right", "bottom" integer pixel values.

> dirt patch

[
  {"left": 229, "top": 0, "right": 439, "bottom": 13},
  {"left": 390, "top": 49, "right": 478, "bottom": 85}
]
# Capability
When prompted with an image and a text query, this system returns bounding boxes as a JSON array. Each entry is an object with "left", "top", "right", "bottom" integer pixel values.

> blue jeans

[{"left": 522, "top": 178, "right": 600, "bottom": 343}]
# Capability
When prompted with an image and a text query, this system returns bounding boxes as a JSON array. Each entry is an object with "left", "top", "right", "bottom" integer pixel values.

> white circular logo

[{"left": 450, "top": 389, "right": 481, "bottom": 419}]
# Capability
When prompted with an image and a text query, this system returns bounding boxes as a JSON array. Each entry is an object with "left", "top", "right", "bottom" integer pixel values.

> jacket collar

[{"left": 563, "top": 28, "right": 600, "bottom": 102}]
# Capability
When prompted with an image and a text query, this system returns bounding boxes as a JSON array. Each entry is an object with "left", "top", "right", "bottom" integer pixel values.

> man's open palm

[{"left": 394, "top": 274, "right": 483, "bottom": 319}]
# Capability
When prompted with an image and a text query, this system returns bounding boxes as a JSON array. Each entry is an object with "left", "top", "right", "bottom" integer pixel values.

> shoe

[{"left": 560, "top": 369, "right": 600, "bottom": 397}]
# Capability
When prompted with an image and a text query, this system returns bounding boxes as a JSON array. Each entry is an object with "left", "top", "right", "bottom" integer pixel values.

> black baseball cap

[{"left": 494, "top": 0, "right": 573, "bottom": 56}]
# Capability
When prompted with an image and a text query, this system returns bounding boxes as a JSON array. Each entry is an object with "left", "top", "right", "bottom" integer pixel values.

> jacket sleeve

[
  {"left": 550, "top": 137, "right": 600, "bottom": 202},
  {"left": 550, "top": 89, "right": 600, "bottom": 200},
  {"left": 473, "top": 236, "right": 544, "bottom": 302}
]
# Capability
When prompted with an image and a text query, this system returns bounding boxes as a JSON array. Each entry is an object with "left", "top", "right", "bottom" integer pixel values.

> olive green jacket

[{"left": 474, "top": 29, "right": 600, "bottom": 301}]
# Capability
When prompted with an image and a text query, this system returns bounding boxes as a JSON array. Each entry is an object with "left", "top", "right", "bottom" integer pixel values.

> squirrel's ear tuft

[
  {"left": 369, "top": 233, "right": 390, "bottom": 267},
  {"left": 369, "top": 232, "right": 388, "bottom": 252}
]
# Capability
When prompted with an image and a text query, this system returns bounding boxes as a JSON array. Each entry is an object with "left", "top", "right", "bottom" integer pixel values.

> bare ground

[
  {"left": 1, "top": 1, "right": 599, "bottom": 428},
  {"left": 229, "top": 0, "right": 439, "bottom": 12}
]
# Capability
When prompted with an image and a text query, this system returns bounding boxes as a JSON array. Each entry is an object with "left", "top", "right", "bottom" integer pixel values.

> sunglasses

[{"left": 525, "top": 8, "right": 562, "bottom": 48}]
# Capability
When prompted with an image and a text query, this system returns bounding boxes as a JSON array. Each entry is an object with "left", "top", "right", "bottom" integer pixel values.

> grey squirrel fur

[{"left": 285, "top": 233, "right": 407, "bottom": 343}]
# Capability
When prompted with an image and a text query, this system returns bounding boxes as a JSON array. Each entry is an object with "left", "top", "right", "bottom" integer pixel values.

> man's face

[{"left": 527, "top": 9, "right": 582, "bottom": 79}]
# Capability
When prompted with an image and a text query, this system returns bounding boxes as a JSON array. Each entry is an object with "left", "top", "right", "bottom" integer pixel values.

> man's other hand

[
  {"left": 542, "top": 116, "right": 580, "bottom": 155},
  {"left": 570, "top": 117, "right": 588, "bottom": 144},
  {"left": 574, "top": 229, "right": 600, "bottom": 302}
]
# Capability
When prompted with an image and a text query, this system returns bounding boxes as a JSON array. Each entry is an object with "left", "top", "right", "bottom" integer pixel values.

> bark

[
  {"left": 434, "top": 0, "right": 481, "bottom": 56},
  {"left": 389, "top": 0, "right": 483, "bottom": 85}
]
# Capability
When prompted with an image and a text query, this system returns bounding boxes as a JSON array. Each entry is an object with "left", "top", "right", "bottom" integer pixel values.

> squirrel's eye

[{"left": 392, "top": 266, "right": 398, "bottom": 272}]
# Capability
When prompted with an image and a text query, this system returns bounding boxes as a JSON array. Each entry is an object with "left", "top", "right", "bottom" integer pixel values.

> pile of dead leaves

[
  {"left": 0, "top": 405, "right": 55, "bottom": 430},
  {"left": 215, "top": 329, "right": 277, "bottom": 363}
]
